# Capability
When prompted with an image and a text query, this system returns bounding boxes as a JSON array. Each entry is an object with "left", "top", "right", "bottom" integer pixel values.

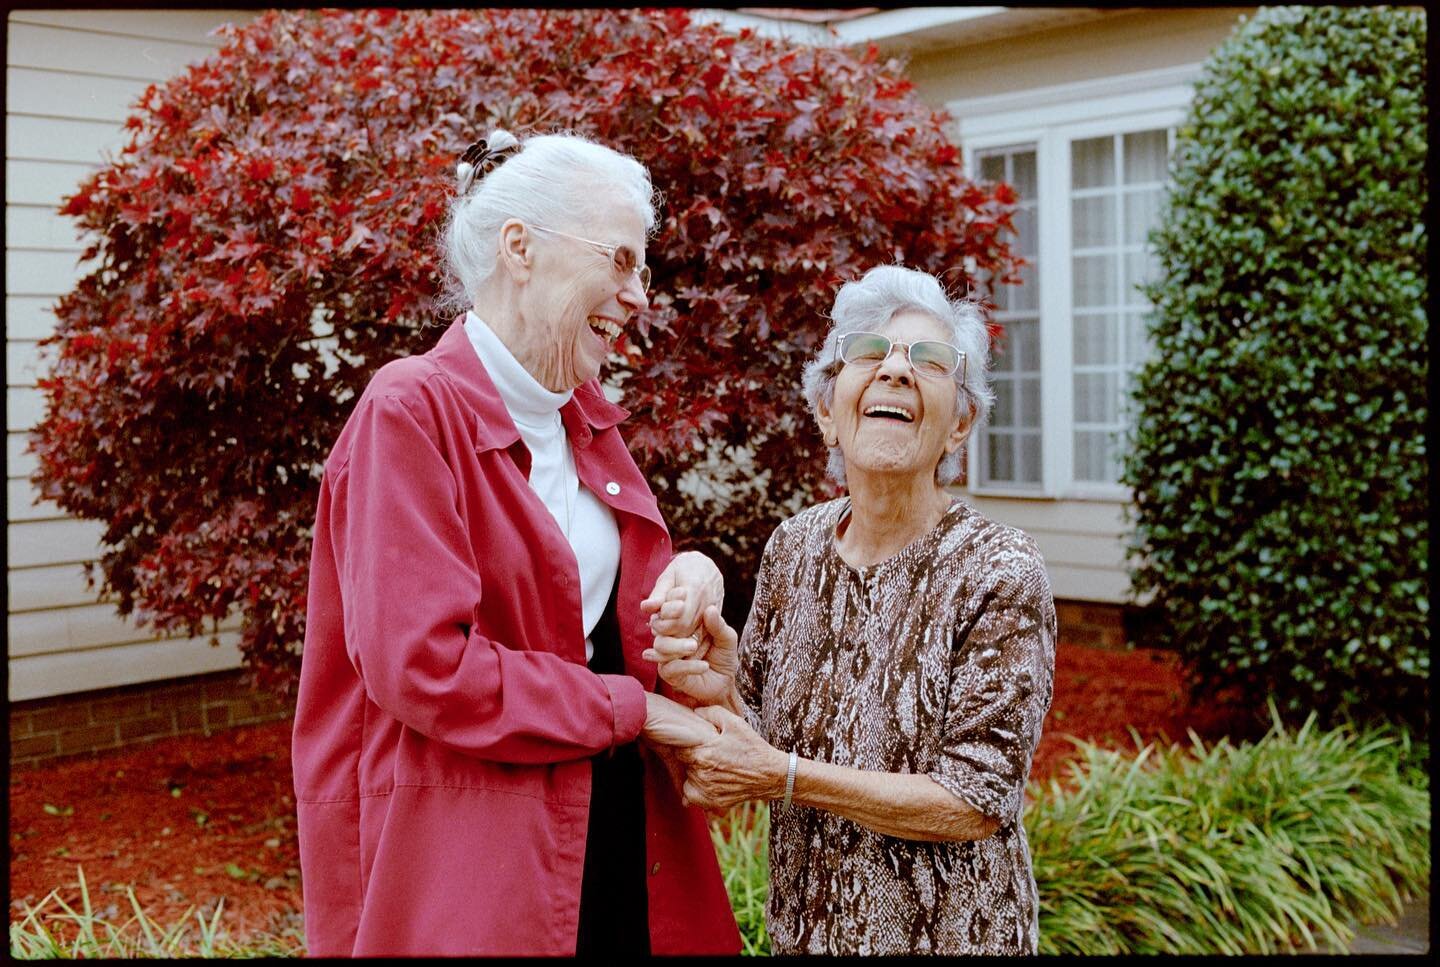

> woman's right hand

[{"left": 641, "top": 605, "right": 739, "bottom": 708}]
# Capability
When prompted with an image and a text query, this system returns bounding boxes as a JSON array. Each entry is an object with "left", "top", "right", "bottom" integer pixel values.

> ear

[
  {"left": 944, "top": 400, "right": 976, "bottom": 457},
  {"left": 497, "top": 218, "right": 533, "bottom": 283},
  {"left": 814, "top": 393, "right": 838, "bottom": 448}
]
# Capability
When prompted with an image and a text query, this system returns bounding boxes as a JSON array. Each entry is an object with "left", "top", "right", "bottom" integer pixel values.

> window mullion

[
  {"left": 1110, "top": 132, "right": 1128, "bottom": 484},
  {"left": 1040, "top": 128, "right": 1072, "bottom": 498}
]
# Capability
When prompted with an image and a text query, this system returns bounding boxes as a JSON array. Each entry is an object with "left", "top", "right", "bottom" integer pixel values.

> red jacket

[{"left": 291, "top": 319, "right": 740, "bottom": 956}]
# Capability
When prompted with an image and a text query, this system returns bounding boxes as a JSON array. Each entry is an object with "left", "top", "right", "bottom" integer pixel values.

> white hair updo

[
  {"left": 439, "top": 128, "right": 659, "bottom": 312},
  {"left": 799, "top": 264, "right": 995, "bottom": 487}
]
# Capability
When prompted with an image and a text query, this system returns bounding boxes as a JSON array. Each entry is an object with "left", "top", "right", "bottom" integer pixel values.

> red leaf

[
  {"left": 60, "top": 188, "right": 93, "bottom": 217},
  {"left": 340, "top": 223, "right": 373, "bottom": 254},
  {"left": 243, "top": 156, "right": 275, "bottom": 181}
]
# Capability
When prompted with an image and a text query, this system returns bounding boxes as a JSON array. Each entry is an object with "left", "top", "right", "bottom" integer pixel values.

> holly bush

[
  {"left": 31, "top": 8, "right": 1020, "bottom": 688},
  {"left": 1123, "top": 6, "right": 1428, "bottom": 726}
]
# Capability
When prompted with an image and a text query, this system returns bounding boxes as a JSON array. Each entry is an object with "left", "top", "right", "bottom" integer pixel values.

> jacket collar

[
  {"left": 428, "top": 317, "right": 631, "bottom": 452},
  {"left": 563, "top": 380, "right": 629, "bottom": 448}
]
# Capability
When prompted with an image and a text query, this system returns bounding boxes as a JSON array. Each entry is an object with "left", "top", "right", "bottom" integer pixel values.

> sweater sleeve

[
  {"left": 326, "top": 393, "right": 646, "bottom": 764},
  {"left": 929, "top": 541, "right": 1056, "bottom": 823}
]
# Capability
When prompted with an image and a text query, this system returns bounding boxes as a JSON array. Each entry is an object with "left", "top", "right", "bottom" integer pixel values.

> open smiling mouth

[
  {"left": 588, "top": 316, "right": 622, "bottom": 340},
  {"left": 863, "top": 404, "right": 915, "bottom": 423}
]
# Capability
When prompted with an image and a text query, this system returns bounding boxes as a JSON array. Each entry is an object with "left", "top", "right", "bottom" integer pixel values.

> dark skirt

[{"left": 575, "top": 589, "right": 650, "bottom": 956}]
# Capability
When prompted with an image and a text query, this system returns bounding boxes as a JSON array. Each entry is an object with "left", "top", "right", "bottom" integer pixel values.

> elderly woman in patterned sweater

[{"left": 644, "top": 264, "right": 1057, "bottom": 955}]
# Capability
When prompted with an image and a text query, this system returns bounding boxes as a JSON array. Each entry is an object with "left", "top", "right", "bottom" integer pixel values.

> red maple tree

[{"left": 32, "top": 8, "right": 1021, "bottom": 688}]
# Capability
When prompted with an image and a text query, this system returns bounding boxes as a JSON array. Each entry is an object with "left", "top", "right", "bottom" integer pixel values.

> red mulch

[
  {"left": 9, "top": 643, "right": 1258, "bottom": 948},
  {"left": 8, "top": 722, "right": 301, "bottom": 944},
  {"left": 1030, "top": 642, "right": 1261, "bottom": 783}
]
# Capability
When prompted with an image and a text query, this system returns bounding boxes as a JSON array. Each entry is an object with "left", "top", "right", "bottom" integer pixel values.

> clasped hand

[
  {"left": 640, "top": 551, "right": 738, "bottom": 708},
  {"left": 639, "top": 564, "right": 779, "bottom": 811},
  {"left": 640, "top": 695, "right": 782, "bottom": 812},
  {"left": 641, "top": 604, "right": 739, "bottom": 708},
  {"left": 639, "top": 550, "right": 724, "bottom": 645}
]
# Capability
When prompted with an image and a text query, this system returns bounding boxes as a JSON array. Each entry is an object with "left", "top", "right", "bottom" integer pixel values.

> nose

[
  {"left": 875, "top": 345, "right": 915, "bottom": 384},
  {"left": 617, "top": 272, "right": 648, "bottom": 314}
]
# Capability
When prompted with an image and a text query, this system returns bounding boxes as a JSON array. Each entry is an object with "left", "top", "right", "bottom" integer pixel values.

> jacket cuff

[{"left": 599, "top": 673, "right": 648, "bottom": 746}]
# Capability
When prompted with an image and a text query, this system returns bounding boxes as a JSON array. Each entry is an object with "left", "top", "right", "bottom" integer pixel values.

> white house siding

[
  {"left": 903, "top": 8, "right": 1250, "bottom": 105},
  {"left": 907, "top": 8, "right": 1252, "bottom": 604},
  {"left": 6, "top": 9, "right": 257, "bottom": 701}
]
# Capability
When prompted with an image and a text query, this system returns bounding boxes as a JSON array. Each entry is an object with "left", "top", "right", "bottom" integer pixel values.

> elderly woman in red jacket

[{"left": 291, "top": 129, "right": 738, "bottom": 956}]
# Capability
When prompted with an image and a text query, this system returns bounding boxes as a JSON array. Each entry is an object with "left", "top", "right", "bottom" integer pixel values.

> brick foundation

[
  {"left": 1054, "top": 598, "right": 1171, "bottom": 652},
  {"left": 8, "top": 669, "right": 294, "bottom": 768},
  {"left": 1055, "top": 599, "right": 1128, "bottom": 650}
]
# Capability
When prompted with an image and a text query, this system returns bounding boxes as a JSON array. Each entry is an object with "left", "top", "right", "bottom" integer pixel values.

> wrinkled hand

[
  {"left": 678, "top": 706, "right": 787, "bottom": 811},
  {"left": 641, "top": 691, "right": 721, "bottom": 749},
  {"left": 640, "top": 551, "right": 724, "bottom": 639},
  {"left": 642, "top": 605, "right": 738, "bottom": 708}
]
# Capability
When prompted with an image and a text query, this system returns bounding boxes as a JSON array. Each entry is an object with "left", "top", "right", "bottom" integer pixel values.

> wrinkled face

[
  {"left": 816, "top": 309, "right": 969, "bottom": 485},
  {"left": 518, "top": 198, "right": 649, "bottom": 392}
]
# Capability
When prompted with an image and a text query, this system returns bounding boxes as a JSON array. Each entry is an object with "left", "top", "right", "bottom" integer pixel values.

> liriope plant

[{"left": 1029, "top": 705, "right": 1429, "bottom": 955}]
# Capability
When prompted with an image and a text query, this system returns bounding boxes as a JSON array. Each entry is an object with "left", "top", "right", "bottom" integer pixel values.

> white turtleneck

[{"left": 464, "top": 311, "right": 621, "bottom": 664}]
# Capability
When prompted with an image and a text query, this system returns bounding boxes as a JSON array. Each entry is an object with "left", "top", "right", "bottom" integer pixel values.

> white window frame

[{"left": 951, "top": 64, "right": 1200, "bottom": 502}]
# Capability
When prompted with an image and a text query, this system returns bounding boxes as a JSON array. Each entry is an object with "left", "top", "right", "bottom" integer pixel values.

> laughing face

[
  {"left": 513, "top": 198, "right": 649, "bottom": 392},
  {"left": 816, "top": 309, "right": 969, "bottom": 485}
]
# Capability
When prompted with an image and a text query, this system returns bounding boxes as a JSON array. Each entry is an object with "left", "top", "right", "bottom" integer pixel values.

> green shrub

[
  {"left": 1123, "top": 5, "right": 1428, "bottom": 726},
  {"left": 1030, "top": 707, "right": 1431, "bottom": 954}
]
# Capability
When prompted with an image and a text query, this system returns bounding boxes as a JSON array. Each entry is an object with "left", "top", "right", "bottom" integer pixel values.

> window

[
  {"left": 1070, "top": 129, "right": 1170, "bottom": 484},
  {"left": 954, "top": 65, "right": 1195, "bottom": 500},
  {"left": 976, "top": 146, "right": 1042, "bottom": 489}
]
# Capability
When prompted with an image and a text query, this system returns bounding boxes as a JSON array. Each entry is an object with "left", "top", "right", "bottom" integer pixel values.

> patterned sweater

[{"left": 737, "top": 496, "right": 1056, "bottom": 955}]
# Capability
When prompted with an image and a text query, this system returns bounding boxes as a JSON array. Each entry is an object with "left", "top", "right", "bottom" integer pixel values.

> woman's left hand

[
  {"left": 641, "top": 551, "right": 724, "bottom": 639},
  {"left": 677, "top": 706, "right": 787, "bottom": 811},
  {"left": 641, "top": 691, "right": 721, "bottom": 749}
]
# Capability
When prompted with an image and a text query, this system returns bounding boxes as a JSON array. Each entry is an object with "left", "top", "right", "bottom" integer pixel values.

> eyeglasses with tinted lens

[
  {"left": 528, "top": 224, "right": 651, "bottom": 293},
  {"left": 835, "top": 331, "right": 967, "bottom": 380}
]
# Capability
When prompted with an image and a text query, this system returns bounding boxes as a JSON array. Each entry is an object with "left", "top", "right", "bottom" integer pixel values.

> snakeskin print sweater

[{"left": 736, "top": 496, "right": 1056, "bottom": 955}]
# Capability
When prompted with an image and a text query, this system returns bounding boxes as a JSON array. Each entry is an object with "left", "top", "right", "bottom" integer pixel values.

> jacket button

[
  {"left": 650, "top": 862, "right": 661, "bottom": 876},
  {"left": 606, "top": 481, "right": 621, "bottom": 496}
]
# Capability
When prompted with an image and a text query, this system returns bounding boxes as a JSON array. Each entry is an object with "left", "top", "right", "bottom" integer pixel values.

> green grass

[
  {"left": 708, "top": 799, "right": 771, "bottom": 954},
  {"left": 8, "top": 867, "right": 303, "bottom": 959},
  {"left": 12, "top": 708, "right": 1427, "bottom": 957}
]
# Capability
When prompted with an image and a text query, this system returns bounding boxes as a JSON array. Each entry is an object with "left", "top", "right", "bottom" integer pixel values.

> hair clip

[{"left": 456, "top": 137, "right": 520, "bottom": 195}]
